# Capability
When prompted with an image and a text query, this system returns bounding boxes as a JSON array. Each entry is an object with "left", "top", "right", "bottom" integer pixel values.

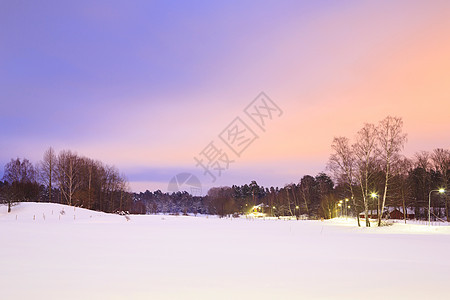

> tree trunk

[
  {"left": 49, "top": 168, "right": 52, "bottom": 203},
  {"left": 402, "top": 189, "right": 407, "bottom": 224},
  {"left": 378, "top": 164, "right": 390, "bottom": 226},
  {"left": 349, "top": 183, "right": 360, "bottom": 227},
  {"left": 302, "top": 193, "right": 309, "bottom": 215},
  {"left": 377, "top": 200, "right": 380, "bottom": 224},
  {"left": 364, "top": 198, "right": 370, "bottom": 227},
  {"left": 364, "top": 170, "right": 370, "bottom": 227},
  {"left": 354, "top": 198, "right": 361, "bottom": 227}
]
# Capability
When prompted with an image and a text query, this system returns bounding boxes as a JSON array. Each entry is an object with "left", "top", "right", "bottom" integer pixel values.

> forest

[{"left": 0, "top": 148, "right": 136, "bottom": 214}]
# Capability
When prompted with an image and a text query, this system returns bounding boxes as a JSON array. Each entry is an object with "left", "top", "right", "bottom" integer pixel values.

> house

[
  {"left": 359, "top": 207, "right": 416, "bottom": 220},
  {"left": 386, "top": 207, "right": 415, "bottom": 219},
  {"left": 389, "top": 209, "right": 405, "bottom": 219}
]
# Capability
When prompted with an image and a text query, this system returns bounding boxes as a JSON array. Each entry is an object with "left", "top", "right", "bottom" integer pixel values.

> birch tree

[
  {"left": 353, "top": 123, "right": 378, "bottom": 227},
  {"left": 57, "top": 150, "right": 81, "bottom": 206},
  {"left": 376, "top": 116, "right": 407, "bottom": 226},
  {"left": 39, "top": 147, "right": 57, "bottom": 203},
  {"left": 328, "top": 136, "right": 360, "bottom": 226}
]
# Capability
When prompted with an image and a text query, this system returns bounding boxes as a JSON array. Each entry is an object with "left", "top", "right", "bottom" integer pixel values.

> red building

[{"left": 359, "top": 207, "right": 415, "bottom": 220}]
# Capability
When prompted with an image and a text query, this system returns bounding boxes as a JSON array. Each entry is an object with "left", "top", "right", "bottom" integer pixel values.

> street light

[{"left": 428, "top": 188, "right": 446, "bottom": 225}]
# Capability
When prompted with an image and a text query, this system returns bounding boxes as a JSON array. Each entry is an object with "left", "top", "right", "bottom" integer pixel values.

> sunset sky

[{"left": 1, "top": 0, "right": 450, "bottom": 193}]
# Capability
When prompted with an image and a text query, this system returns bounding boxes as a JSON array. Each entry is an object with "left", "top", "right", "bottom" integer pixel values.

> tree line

[
  {"left": 2, "top": 117, "right": 449, "bottom": 225},
  {"left": 0, "top": 147, "right": 141, "bottom": 214},
  {"left": 133, "top": 178, "right": 333, "bottom": 218}
]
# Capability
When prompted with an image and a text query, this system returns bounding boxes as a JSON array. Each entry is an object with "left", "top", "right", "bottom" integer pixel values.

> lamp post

[{"left": 428, "top": 189, "right": 445, "bottom": 225}]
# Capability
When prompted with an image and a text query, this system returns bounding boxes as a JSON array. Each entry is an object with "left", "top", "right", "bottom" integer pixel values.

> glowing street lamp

[{"left": 428, "top": 189, "right": 446, "bottom": 225}]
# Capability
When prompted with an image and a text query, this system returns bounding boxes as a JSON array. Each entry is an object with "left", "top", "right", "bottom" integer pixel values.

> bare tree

[
  {"left": 77, "top": 157, "right": 96, "bottom": 209},
  {"left": 328, "top": 136, "right": 360, "bottom": 226},
  {"left": 39, "top": 147, "right": 57, "bottom": 203},
  {"left": 414, "top": 151, "right": 431, "bottom": 170},
  {"left": 85, "top": 158, "right": 94, "bottom": 209},
  {"left": 118, "top": 173, "right": 129, "bottom": 212},
  {"left": 2, "top": 158, "right": 39, "bottom": 212},
  {"left": 353, "top": 123, "right": 378, "bottom": 227},
  {"left": 376, "top": 116, "right": 407, "bottom": 226},
  {"left": 105, "top": 165, "right": 119, "bottom": 212},
  {"left": 57, "top": 150, "right": 81, "bottom": 206},
  {"left": 393, "top": 157, "right": 413, "bottom": 223}
]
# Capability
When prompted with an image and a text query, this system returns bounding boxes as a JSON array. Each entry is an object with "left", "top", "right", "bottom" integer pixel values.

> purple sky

[{"left": 1, "top": 0, "right": 450, "bottom": 193}]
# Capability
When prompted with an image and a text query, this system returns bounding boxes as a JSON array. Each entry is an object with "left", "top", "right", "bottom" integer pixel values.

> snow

[{"left": 1, "top": 202, "right": 450, "bottom": 299}]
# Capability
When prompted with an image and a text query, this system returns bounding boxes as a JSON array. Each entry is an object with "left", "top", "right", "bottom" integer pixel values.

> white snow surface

[{"left": 1, "top": 202, "right": 450, "bottom": 300}]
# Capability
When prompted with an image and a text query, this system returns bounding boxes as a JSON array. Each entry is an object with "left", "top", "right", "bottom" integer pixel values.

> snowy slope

[
  {"left": 0, "top": 202, "right": 120, "bottom": 222},
  {"left": 1, "top": 202, "right": 450, "bottom": 300}
]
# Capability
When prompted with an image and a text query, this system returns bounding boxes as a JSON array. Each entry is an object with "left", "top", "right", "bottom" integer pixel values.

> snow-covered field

[{"left": 1, "top": 203, "right": 450, "bottom": 300}]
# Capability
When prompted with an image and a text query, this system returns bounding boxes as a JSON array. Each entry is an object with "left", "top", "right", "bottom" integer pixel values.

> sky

[{"left": 1, "top": 0, "right": 450, "bottom": 193}]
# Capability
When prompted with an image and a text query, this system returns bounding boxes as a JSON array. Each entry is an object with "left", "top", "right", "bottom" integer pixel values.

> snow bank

[
  {"left": 1, "top": 202, "right": 450, "bottom": 299},
  {"left": 0, "top": 202, "right": 123, "bottom": 223}
]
